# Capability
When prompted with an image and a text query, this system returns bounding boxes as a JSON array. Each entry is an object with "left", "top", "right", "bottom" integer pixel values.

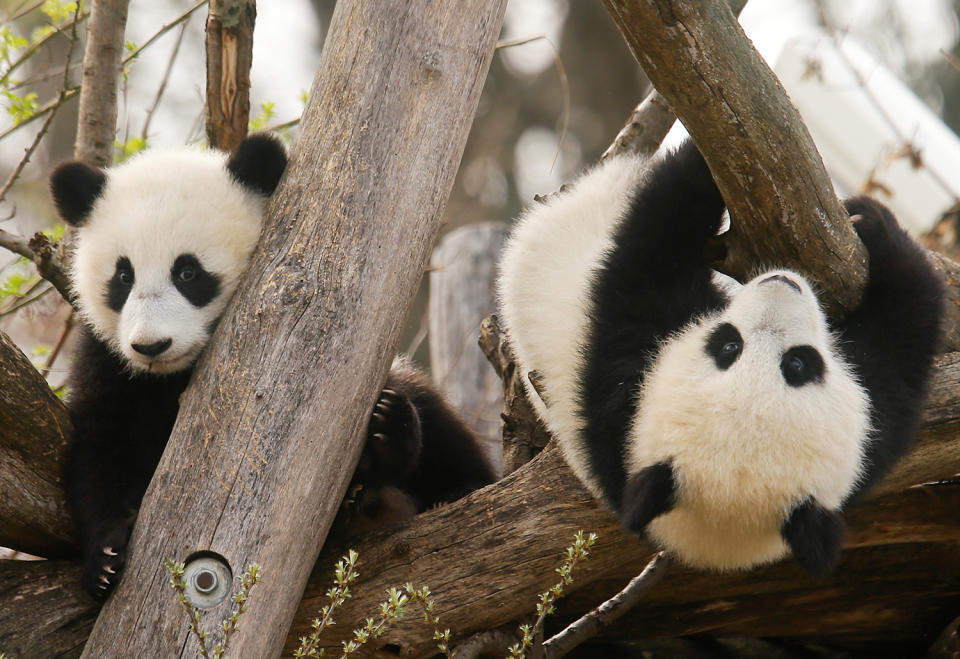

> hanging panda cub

[
  {"left": 52, "top": 134, "right": 496, "bottom": 599},
  {"left": 497, "top": 139, "right": 944, "bottom": 576}
]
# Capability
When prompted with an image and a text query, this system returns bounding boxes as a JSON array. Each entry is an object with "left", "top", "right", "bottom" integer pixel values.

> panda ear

[
  {"left": 49, "top": 161, "right": 107, "bottom": 227},
  {"left": 226, "top": 133, "right": 288, "bottom": 197}
]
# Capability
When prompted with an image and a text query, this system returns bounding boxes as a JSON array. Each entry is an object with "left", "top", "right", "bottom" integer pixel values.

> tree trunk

[
  {"left": 74, "top": 0, "right": 129, "bottom": 166},
  {"left": 0, "top": 330, "right": 73, "bottom": 557},
  {"left": 78, "top": 1, "right": 506, "bottom": 657},
  {"left": 429, "top": 222, "right": 508, "bottom": 470},
  {"left": 205, "top": 0, "right": 256, "bottom": 152}
]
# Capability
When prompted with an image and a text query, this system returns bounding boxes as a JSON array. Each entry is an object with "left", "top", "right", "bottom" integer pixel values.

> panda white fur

[
  {"left": 52, "top": 135, "right": 495, "bottom": 598},
  {"left": 498, "top": 139, "right": 944, "bottom": 575}
]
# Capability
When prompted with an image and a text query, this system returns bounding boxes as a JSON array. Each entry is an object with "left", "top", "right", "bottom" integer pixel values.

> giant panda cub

[
  {"left": 498, "top": 139, "right": 944, "bottom": 575},
  {"left": 51, "top": 134, "right": 496, "bottom": 598}
]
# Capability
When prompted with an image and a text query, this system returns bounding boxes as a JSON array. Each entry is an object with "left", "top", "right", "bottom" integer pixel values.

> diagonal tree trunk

[{"left": 78, "top": 1, "right": 507, "bottom": 656}]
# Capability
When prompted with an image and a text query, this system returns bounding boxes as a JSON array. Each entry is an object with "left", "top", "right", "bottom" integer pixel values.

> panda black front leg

[
  {"left": 81, "top": 517, "right": 133, "bottom": 598},
  {"left": 620, "top": 461, "right": 677, "bottom": 535},
  {"left": 781, "top": 498, "right": 845, "bottom": 576},
  {"left": 343, "top": 384, "right": 424, "bottom": 523}
]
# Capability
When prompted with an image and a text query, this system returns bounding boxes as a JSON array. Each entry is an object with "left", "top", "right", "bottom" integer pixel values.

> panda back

[{"left": 498, "top": 154, "right": 649, "bottom": 493}]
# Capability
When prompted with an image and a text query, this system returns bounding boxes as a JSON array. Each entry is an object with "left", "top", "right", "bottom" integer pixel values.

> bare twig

[
  {"left": 124, "top": 0, "right": 207, "bottom": 66},
  {"left": 542, "top": 552, "right": 671, "bottom": 658},
  {"left": 453, "top": 627, "right": 519, "bottom": 659},
  {"left": 41, "top": 311, "right": 74, "bottom": 379},
  {"left": 0, "top": 283, "right": 53, "bottom": 318},
  {"left": 140, "top": 21, "right": 189, "bottom": 142},
  {"left": 262, "top": 115, "right": 300, "bottom": 134},
  {"left": 496, "top": 34, "right": 569, "bottom": 169}
]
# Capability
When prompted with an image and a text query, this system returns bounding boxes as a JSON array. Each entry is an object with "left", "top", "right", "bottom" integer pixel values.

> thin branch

[
  {"left": 542, "top": 552, "right": 671, "bottom": 658},
  {"left": 0, "top": 86, "right": 78, "bottom": 143},
  {"left": 41, "top": 311, "right": 73, "bottom": 379},
  {"left": 495, "top": 34, "right": 569, "bottom": 170},
  {"left": 140, "top": 21, "right": 188, "bottom": 142},
  {"left": 262, "top": 115, "right": 300, "bottom": 133},
  {"left": 3, "top": 0, "right": 46, "bottom": 24},
  {"left": 0, "top": 283, "right": 53, "bottom": 317},
  {"left": 125, "top": 0, "right": 207, "bottom": 66},
  {"left": 0, "top": 10, "right": 90, "bottom": 88}
]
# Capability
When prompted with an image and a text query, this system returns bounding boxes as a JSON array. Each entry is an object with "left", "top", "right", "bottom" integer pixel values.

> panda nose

[
  {"left": 132, "top": 338, "right": 172, "bottom": 357},
  {"left": 760, "top": 273, "right": 801, "bottom": 293}
]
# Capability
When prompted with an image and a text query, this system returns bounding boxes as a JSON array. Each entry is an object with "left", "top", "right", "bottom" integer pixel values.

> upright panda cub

[
  {"left": 52, "top": 134, "right": 496, "bottom": 598},
  {"left": 498, "top": 139, "right": 944, "bottom": 575}
]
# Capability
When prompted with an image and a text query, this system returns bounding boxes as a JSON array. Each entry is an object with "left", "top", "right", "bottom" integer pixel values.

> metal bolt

[
  {"left": 182, "top": 553, "right": 232, "bottom": 608},
  {"left": 192, "top": 567, "right": 218, "bottom": 594}
]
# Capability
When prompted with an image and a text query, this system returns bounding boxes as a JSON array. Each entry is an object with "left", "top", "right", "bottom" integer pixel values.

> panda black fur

[
  {"left": 498, "top": 139, "right": 944, "bottom": 576},
  {"left": 52, "top": 135, "right": 496, "bottom": 598}
]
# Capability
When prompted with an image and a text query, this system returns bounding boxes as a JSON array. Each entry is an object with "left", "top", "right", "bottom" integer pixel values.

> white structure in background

[{"left": 776, "top": 33, "right": 960, "bottom": 234}]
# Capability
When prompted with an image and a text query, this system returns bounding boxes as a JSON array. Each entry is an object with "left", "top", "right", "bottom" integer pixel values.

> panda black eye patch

[
  {"left": 171, "top": 253, "right": 221, "bottom": 308},
  {"left": 780, "top": 345, "right": 825, "bottom": 387},
  {"left": 106, "top": 256, "right": 134, "bottom": 312},
  {"left": 705, "top": 322, "right": 743, "bottom": 370}
]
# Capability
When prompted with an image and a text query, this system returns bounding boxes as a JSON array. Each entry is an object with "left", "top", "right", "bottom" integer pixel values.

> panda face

[
  {"left": 705, "top": 269, "right": 830, "bottom": 389},
  {"left": 64, "top": 148, "right": 271, "bottom": 374}
]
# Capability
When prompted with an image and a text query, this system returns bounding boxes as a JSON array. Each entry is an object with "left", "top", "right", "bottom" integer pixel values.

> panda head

[
  {"left": 636, "top": 268, "right": 870, "bottom": 480},
  {"left": 706, "top": 269, "right": 832, "bottom": 389},
  {"left": 50, "top": 134, "right": 287, "bottom": 374}
]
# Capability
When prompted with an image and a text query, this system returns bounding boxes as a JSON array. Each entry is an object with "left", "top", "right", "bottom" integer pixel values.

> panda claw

[
  {"left": 103, "top": 547, "right": 118, "bottom": 556},
  {"left": 99, "top": 574, "right": 111, "bottom": 584},
  {"left": 373, "top": 412, "right": 385, "bottom": 422},
  {"left": 373, "top": 432, "right": 387, "bottom": 441},
  {"left": 104, "top": 566, "right": 116, "bottom": 574},
  {"left": 382, "top": 388, "right": 397, "bottom": 396}
]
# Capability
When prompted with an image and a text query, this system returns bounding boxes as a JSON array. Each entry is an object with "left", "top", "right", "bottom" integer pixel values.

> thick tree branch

[
  {"left": 0, "top": 330, "right": 73, "bottom": 557},
  {"left": 602, "top": 0, "right": 867, "bottom": 315},
  {"left": 600, "top": 0, "right": 960, "bottom": 351}
]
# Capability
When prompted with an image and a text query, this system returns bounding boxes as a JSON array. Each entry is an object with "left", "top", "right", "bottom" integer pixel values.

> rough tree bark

[
  {"left": 205, "top": 0, "right": 255, "bottom": 152},
  {"left": 74, "top": 0, "right": 129, "bottom": 166},
  {"left": 77, "top": 1, "right": 506, "bottom": 657},
  {"left": 603, "top": 0, "right": 867, "bottom": 316},
  {"left": 0, "top": 331, "right": 72, "bottom": 558}
]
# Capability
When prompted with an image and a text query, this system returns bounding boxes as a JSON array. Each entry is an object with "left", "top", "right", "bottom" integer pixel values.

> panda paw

[
  {"left": 781, "top": 498, "right": 845, "bottom": 577},
  {"left": 845, "top": 196, "right": 905, "bottom": 259},
  {"left": 81, "top": 521, "right": 131, "bottom": 599},
  {"left": 356, "top": 386, "right": 423, "bottom": 487},
  {"left": 620, "top": 461, "right": 677, "bottom": 535}
]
